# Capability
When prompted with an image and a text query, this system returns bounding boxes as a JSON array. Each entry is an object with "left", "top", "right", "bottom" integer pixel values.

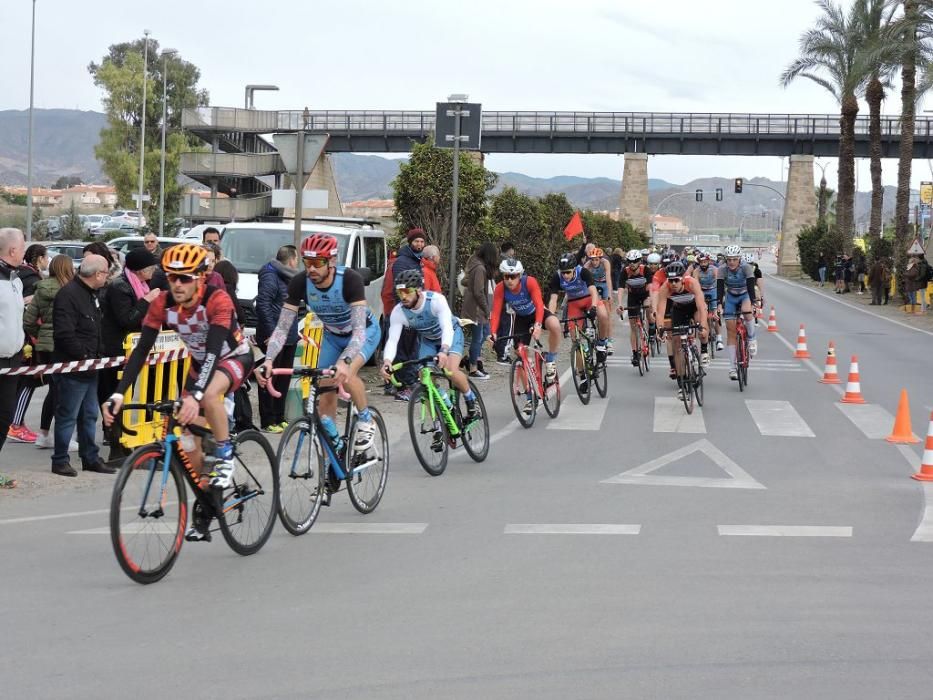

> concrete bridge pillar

[
  {"left": 619, "top": 153, "right": 650, "bottom": 235},
  {"left": 284, "top": 153, "right": 343, "bottom": 218},
  {"left": 778, "top": 155, "right": 817, "bottom": 277}
]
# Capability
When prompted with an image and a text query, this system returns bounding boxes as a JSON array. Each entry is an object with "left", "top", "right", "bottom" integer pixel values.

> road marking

[
  {"left": 603, "top": 438, "right": 766, "bottom": 490},
  {"left": 504, "top": 524, "right": 641, "bottom": 535},
  {"left": 546, "top": 389, "right": 609, "bottom": 430},
  {"left": 653, "top": 397, "right": 706, "bottom": 433},
  {"left": 745, "top": 400, "right": 815, "bottom": 437},
  {"left": 718, "top": 525, "right": 852, "bottom": 537},
  {"left": 0, "top": 507, "right": 116, "bottom": 526},
  {"left": 894, "top": 443, "right": 933, "bottom": 542},
  {"left": 709, "top": 359, "right": 799, "bottom": 365},
  {"left": 768, "top": 328, "right": 843, "bottom": 392},
  {"left": 835, "top": 403, "right": 906, "bottom": 440}
]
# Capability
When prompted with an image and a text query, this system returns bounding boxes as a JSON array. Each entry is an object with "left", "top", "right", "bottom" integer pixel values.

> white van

[{"left": 220, "top": 219, "right": 388, "bottom": 328}]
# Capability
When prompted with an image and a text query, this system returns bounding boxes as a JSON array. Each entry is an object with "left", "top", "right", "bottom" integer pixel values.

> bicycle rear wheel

[
  {"left": 346, "top": 407, "right": 389, "bottom": 513},
  {"left": 570, "top": 342, "right": 591, "bottom": 405},
  {"left": 509, "top": 357, "right": 536, "bottom": 429},
  {"left": 408, "top": 385, "right": 449, "bottom": 476},
  {"left": 110, "top": 445, "right": 186, "bottom": 585},
  {"left": 542, "top": 368, "right": 561, "bottom": 419},
  {"left": 458, "top": 380, "right": 490, "bottom": 462},
  {"left": 276, "top": 418, "right": 325, "bottom": 536},
  {"left": 218, "top": 430, "right": 279, "bottom": 556}
]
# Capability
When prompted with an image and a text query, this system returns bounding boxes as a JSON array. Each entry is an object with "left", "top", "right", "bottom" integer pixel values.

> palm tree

[{"left": 782, "top": 0, "right": 874, "bottom": 253}]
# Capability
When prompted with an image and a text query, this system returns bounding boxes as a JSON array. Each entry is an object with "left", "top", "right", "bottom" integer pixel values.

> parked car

[
  {"left": 39, "top": 217, "right": 62, "bottom": 239},
  {"left": 219, "top": 218, "right": 388, "bottom": 328},
  {"left": 83, "top": 214, "right": 112, "bottom": 234},
  {"left": 109, "top": 209, "right": 147, "bottom": 227},
  {"left": 89, "top": 221, "right": 139, "bottom": 236},
  {"left": 178, "top": 223, "right": 225, "bottom": 242},
  {"left": 44, "top": 240, "right": 87, "bottom": 266}
]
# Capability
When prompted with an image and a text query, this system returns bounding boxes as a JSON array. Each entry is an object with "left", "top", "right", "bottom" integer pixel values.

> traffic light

[
  {"left": 734, "top": 178, "right": 743, "bottom": 194},
  {"left": 696, "top": 189, "right": 703, "bottom": 202},
  {"left": 715, "top": 188, "right": 723, "bottom": 202}
]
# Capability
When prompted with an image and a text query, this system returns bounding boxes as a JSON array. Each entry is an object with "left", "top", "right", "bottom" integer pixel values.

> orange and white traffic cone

[
  {"left": 793, "top": 324, "right": 810, "bottom": 358},
  {"left": 818, "top": 341, "right": 841, "bottom": 384},
  {"left": 911, "top": 412, "right": 933, "bottom": 481},
  {"left": 840, "top": 355, "right": 866, "bottom": 404},
  {"left": 767, "top": 306, "right": 779, "bottom": 333},
  {"left": 887, "top": 389, "right": 920, "bottom": 444}
]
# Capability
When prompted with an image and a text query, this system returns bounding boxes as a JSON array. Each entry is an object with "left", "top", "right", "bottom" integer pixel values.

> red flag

[{"left": 564, "top": 211, "right": 584, "bottom": 241}]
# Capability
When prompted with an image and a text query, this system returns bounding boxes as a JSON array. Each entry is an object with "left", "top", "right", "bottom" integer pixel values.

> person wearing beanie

[
  {"left": 389, "top": 228, "right": 429, "bottom": 400},
  {"left": 99, "top": 248, "right": 162, "bottom": 463}
]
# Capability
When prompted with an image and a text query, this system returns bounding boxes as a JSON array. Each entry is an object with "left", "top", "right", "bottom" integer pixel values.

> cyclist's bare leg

[
  {"left": 201, "top": 371, "right": 233, "bottom": 444},
  {"left": 629, "top": 317, "right": 640, "bottom": 352},
  {"left": 740, "top": 299, "right": 756, "bottom": 339},
  {"left": 319, "top": 356, "right": 368, "bottom": 420},
  {"left": 440, "top": 352, "right": 470, "bottom": 394},
  {"left": 595, "top": 303, "right": 610, "bottom": 339},
  {"left": 544, "top": 315, "right": 562, "bottom": 355}
]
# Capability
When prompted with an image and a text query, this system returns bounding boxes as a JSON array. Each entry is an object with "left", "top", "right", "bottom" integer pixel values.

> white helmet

[
  {"left": 499, "top": 257, "right": 524, "bottom": 275},
  {"left": 742, "top": 253, "right": 755, "bottom": 264},
  {"left": 724, "top": 244, "right": 742, "bottom": 257},
  {"left": 647, "top": 253, "right": 661, "bottom": 264},
  {"left": 625, "top": 249, "right": 641, "bottom": 262},
  {"left": 640, "top": 248, "right": 650, "bottom": 256}
]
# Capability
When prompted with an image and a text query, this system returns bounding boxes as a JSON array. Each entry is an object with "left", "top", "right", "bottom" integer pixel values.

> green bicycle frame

[{"left": 416, "top": 366, "right": 461, "bottom": 438}]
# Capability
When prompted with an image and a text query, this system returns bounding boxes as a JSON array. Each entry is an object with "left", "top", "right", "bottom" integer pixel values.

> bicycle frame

[
  {"left": 502, "top": 336, "right": 546, "bottom": 400},
  {"left": 416, "top": 365, "right": 462, "bottom": 438}
]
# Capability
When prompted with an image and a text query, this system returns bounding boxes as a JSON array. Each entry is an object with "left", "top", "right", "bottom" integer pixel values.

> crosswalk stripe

[
  {"left": 718, "top": 525, "right": 852, "bottom": 537},
  {"left": 653, "top": 397, "right": 706, "bottom": 433},
  {"left": 745, "top": 400, "right": 815, "bottom": 437},
  {"left": 546, "top": 390, "right": 610, "bottom": 430},
  {"left": 505, "top": 524, "right": 641, "bottom": 535},
  {"left": 835, "top": 403, "right": 901, "bottom": 440}
]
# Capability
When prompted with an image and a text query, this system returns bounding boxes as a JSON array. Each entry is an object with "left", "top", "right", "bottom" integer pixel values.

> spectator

[
  {"left": 500, "top": 241, "right": 515, "bottom": 261},
  {"left": 855, "top": 254, "right": 867, "bottom": 294},
  {"left": 202, "top": 227, "right": 222, "bottom": 246},
  {"left": 868, "top": 257, "right": 887, "bottom": 306},
  {"left": 493, "top": 242, "right": 517, "bottom": 364},
  {"left": 255, "top": 245, "right": 299, "bottom": 432},
  {"left": 610, "top": 247, "right": 625, "bottom": 291},
  {"left": 421, "top": 244, "right": 442, "bottom": 292},
  {"left": 202, "top": 243, "right": 226, "bottom": 289},
  {"left": 215, "top": 259, "right": 257, "bottom": 432},
  {"left": 834, "top": 255, "right": 845, "bottom": 294},
  {"left": 843, "top": 253, "right": 853, "bottom": 293},
  {"left": 23, "top": 254, "right": 79, "bottom": 453},
  {"left": 883, "top": 257, "right": 892, "bottom": 304},
  {"left": 50, "top": 254, "right": 115, "bottom": 477},
  {"left": 390, "top": 228, "right": 428, "bottom": 401},
  {"left": 143, "top": 233, "right": 162, "bottom": 258},
  {"left": 817, "top": 252, "right": 828, "bottom": 287},
  {"left": 905, "top": 254, "right": 926, "bottom": 310},
  {"left": 7, "top": 243, "right": 49, "bottom": 445},
  {"left": 83, "top": 241, "right": 121, "bottom": 282},
  {"left": 0, "top": 227, "right": 26, "bottom": 488},
  {"left": 461, "top": 242, "right": 498, "bottom": 380},
  {"left": 100, "top": 249, "right": 161, "bottom": 462}
]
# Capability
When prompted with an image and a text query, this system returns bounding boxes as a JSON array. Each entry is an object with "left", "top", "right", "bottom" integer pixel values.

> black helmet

[
  {"left": 558, "top": 253, "right": 577, "bottom": 271},
  {"left": 394, "top": 268, "right": 424, "bottom": 289},
  {"left": 666, "top": 261, "right": 687, "bottom": 279}
]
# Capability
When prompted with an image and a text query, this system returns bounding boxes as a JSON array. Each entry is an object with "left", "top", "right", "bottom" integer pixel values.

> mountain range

[{"left": 0, "top": 108, "right": 904, "bottom": 229}]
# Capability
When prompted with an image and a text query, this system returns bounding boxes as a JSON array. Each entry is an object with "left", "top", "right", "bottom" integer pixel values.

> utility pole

[
  {"left": 25, "top": 0, "right": 37, "bottom": 241},
  {"left": 136, "top": 30, "right": 150, "bottom": 217}
]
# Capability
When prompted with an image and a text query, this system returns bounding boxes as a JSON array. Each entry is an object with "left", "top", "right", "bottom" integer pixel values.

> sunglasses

[
  {"left": 302, "top": 257, "right": 330, "bottom": 269},
  {"left": 167, "top": 273, "right": 198, "bottom": 284},
  {"left": 668, "top": 277, "right": 683, "bottom": 283},
  {"left": 503, "top": 273, "right": 521, "bottom": 281},
  {"left": 395, "top": 287, "right": 419, "bottom": 297}
]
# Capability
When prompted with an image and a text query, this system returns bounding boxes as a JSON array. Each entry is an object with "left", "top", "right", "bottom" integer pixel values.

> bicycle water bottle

[
  {"left": 320, "top": 415, "right": 344, "bottom": 452},
  {"left": 438, "top": 388, "right": 453, "bottom": 409}
]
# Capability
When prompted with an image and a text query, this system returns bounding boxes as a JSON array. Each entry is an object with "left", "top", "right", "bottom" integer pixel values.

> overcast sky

[{"left": 3, "top": 0, "right": 933, "bottom": 189}]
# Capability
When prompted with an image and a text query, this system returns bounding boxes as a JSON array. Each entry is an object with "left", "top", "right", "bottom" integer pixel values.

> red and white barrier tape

[{"left": 0, "top": 347, "right": 189, "bottom": 377}]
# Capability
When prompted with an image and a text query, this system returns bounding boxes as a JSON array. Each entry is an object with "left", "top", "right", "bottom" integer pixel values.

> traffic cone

[
  {"left": 767, "top": 306, "right": 779, "bottom": 333},
  {"left": 793, "top": 324, "right": 810, "bottom": 358},
  {"left": 911, "top": 412, "right": 933, "bottom": 481},
  {"left": 818, "top": 341, "right": 841, "bottom": 384},
  {"left": 886, "top": 389, "right": 920, "bottom": 444},
  {"left": 840, "top": 355, "right": 866, "bottom": 404}
]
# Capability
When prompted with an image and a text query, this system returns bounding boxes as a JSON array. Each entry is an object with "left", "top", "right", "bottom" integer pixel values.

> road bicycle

[
  {"left": 390, "top": 356, "right": 490, "bottom": 476},
  {"left": 627, "top": 306, "right": 651, "bottom": 376},
  {"left": 499, "top": 334, "right": 561, "bottom": 428},
  {"left": 734, "top": 310, "right": 751, "bottom": 392},
  {"left": 563, "top": 313, "right": 608, "bottom": 405},
  {"left": 109, "top": 400, "right": 279, "bottom": 584},
  {"left": 266, "top": 366, "right": 389, "bottom": 535},
  {"left": 662, "top": 324, "right": 705, "bottom": 415},
  {"left": 705, "top": 300, "right": 719, "bottom": 361}
]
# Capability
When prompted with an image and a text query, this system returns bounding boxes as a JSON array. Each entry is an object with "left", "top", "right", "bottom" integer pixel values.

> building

[
  {"left": 1, "top": 184, "right": 118, "bottom": 209},
  {"left": 342, "top": 199, "right": 395, "bottom": 220},
  {"left": 650, "top": 214, "right": 689, "bottom": 236}
]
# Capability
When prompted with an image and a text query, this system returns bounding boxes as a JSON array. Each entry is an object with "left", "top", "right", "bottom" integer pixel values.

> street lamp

[
  {"left": 244, "top": 84, "right": 278, "bottom": 109},
  {"left": 158, "top": 48, "right": 177, "bottom": 236},
  {"left": 25, "top": 0, "right": 36, "bottom": 241},
  {"left": 136, "top": 30, "right": 150, "bottom": 220}
]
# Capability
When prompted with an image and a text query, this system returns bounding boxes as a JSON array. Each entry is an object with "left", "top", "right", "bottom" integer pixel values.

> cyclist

[
  {"left": 489, "top": 258, "right": 561, "bottom": 382},
  {"left": 380, "top": 268, "right": 479, "bottom": 420},
  {"left": 656, "top": 261, "right": 710, "bottom": 395},
  {"left": 583, "top": 247, "right": 614, "bottom": 353},
  {"left": 692, "top": 251, "right": 723, "bottom": 351},
  {"left": 717, "top": 244, "right": 759, "bottom": 381},
  {"left": 619, "top": 249, "right": 653, "bottom": 367},
  {"left": 548, "top": 252, "right": 611, "bottom": 363},
  {"left": 256, "top": 233, "right": 381, "bottom": 451},
  {"left": 102, "top": 244, "right": 252, "bottom": 539}
]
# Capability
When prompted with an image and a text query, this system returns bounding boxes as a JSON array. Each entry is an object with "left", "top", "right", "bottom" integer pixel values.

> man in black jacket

[{"left": 50, "top": 254, "right": 114, "bottom": 477}]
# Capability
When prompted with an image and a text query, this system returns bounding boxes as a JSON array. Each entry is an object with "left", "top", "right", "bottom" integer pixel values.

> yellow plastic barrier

[
  {"left": 120, "top": 331, "right": 190, "bottom": 448},
  {"left": 284, "top": 313, "right": 324, "bottom": 421}
]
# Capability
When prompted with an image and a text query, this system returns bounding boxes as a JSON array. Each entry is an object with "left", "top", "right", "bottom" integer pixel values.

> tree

[
  {"left": 88, "top": 40, "right": 208, "bottom": 225},
  {"left": 62, "top": 200, "right": 83, "bottom": 239},
  {"left": 53, "top": 175, "right": 83, "bottom": 190},
  {"left": 781, "top": 0, "right": 875, "bottom": 251},
  {"left": 393, "top": 140, "right": 497, "bottom": 290}
]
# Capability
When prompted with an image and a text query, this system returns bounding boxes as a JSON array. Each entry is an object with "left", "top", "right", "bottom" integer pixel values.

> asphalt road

[{"left": 3, "top": 256, "right": 933, "bottom": 699}]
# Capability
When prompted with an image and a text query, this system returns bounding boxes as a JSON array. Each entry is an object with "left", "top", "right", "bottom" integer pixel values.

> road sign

[
  {"left": 434, "top": 102, "right": 482, "bottom": 150},
  {"left": 921, "top": 182, "right": 933, "bottom": 205},
  {"left": 131, "top": 193, "right": 151, "bottom": 204},
  {"left": 908, "top": 238, "right": 925, "bottom": 255},
  {"left": 271, "top": 188, "right": 328, "bottom": 210},
  {"left": 273, "top": 133, "right": 329, "bottom": 186}
]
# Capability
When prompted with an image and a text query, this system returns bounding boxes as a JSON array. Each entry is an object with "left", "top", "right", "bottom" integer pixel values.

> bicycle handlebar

[
  {"left": 385, "top": 355, "right": 449, "bottom": 388},
  {"left": 263, "top": 366, "right": 350, "bottom": 400}
]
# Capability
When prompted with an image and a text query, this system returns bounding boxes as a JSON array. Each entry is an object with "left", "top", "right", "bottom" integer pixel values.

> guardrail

[{"left": 180, "top": 152, "right": 284, "bottom": 176}]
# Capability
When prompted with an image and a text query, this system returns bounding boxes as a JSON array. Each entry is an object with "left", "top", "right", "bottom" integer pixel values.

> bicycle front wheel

[
  {"left": 691, "top": 346, "right": 705, "bottom": 407},
  {"left": 737, "top": 334, "right": 748, "bottom": 392},
  {"left": 218, "top": 430, "right": 279, "bottom": 556},
  {"left": 510, "top": 357, "right": 536, "bottom": 429},
  {"left": 571, "top": 342, "right": 591, "bottom": 405},
  {"left": 276, "top": 418, "right": 325, "bottom": 536},
  {"left": 110, "top": 445, "right": 186, "bottom": 585},
  {"left": 594, "top": 352, "right": 608, "bottom": 398},
  {"left": 346, "top": 407, "right": 389, "bottom": 514},
  {"left": 542, "top": 368, "right": 561, "bottom": 419},
  {"left": 681, "top": 349, "right": 695, "bottom": 415},
  {"left": 408, "top": 385, "right": 449, "bottom": 476},
  {"left": 458, "top": 380, "right": 490, "bottom": 462}
]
